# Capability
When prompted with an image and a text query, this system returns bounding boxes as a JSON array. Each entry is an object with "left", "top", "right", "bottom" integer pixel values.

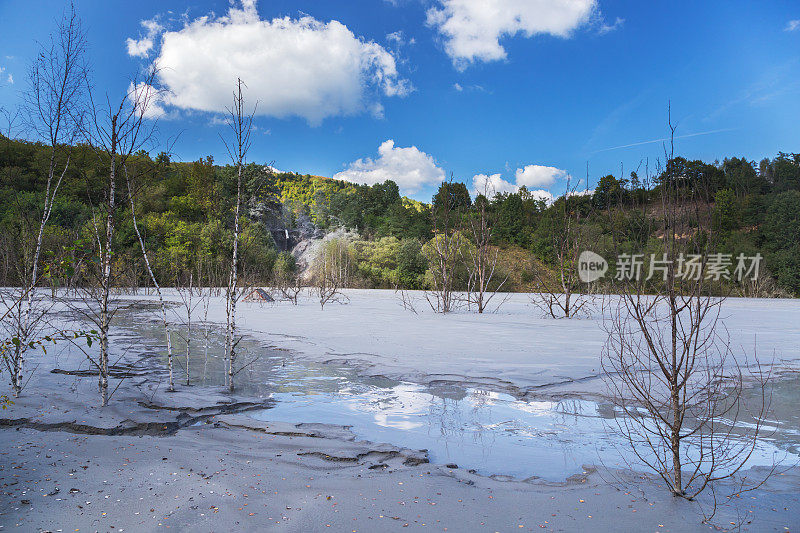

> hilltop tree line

[{"left": 1, "top": 135, "right": 799, "bottom": 296}]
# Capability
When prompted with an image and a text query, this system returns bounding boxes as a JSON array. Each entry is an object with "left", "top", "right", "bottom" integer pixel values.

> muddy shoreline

[{"left": 2, "top": 294, "right": 799, "bottom": 531}]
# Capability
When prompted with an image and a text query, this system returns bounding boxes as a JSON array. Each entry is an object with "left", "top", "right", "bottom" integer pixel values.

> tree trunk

[
  {"left": 226, "top": 161, "right": 242, "bottom": 393},
  {"left": 11, "top": 344, "right": 22, "bottom": 397},
  {"left": 99, "top": 147, "right": 116, "bottom": 407},
  {"left": 186, "top": 272, "right": 192, "bottom": 386},
  {"left": 126, "top": 166, "right": 174, "bottom": 391}
]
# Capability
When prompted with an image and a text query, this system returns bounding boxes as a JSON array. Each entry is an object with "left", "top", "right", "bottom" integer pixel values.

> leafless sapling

[
  {"left": 311, "top": 238, "right": 351, "bottom": 310},
  {"left": 79, "top": 66, "right": 159, "bottom": 405},
  {"left": 424, "top": 176, "right": 468, "bottom": 313},
  {"left": 531, "top": 177, "right": 593, "bottom": 318},
  {"left": 2, "top": 4, "right": 88, "bottom": 397},
  {"left": 602, "top": 107, "right": 773, "bottom": 514},
  {"left": 466, "top": 180, "right": 508, "bottom": 313},
  {"left": 124, "top": 162, "right": 176, "bottom": 391},
  {"left": 220, "top": 78, "right": 255, "bottom": 393}
]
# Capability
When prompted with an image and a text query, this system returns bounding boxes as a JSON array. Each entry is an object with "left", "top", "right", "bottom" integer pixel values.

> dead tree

[
  {"left": 220, "top": 78, "right": 254, "bottom": 393},
  {"left": 311, "top": 238, "right": 351, "bottom": 310},
  {"left": 466, "top": 180, "right": 508, "bottom": 313},
  {"left": 82, "top": 67, "right": 159, "bottom": 406},
  {"left": 175, "top": 271, "right": 201, "bottom": 386},
  {"left": 532, "top": 177, "right": 592, "bottom": 318},
  {"left": 124, "top": 163, "right": 175, "bottom": 391},
  {"left": 277, "top": 275, "right": 303, "bottom": 305},
  {"left": 602, "top": 107, "right": 772, "bottom": 511},
  {"left": 3, "top": 4, "right": 87, "bottom": 397},
  {"left": 424, "top": 177, "right": 467, "bottom": 313}
]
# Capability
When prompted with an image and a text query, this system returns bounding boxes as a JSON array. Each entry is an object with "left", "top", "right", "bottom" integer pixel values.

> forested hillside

[{"left": 1, "top": 134, "right": 799, "bottom": 296}]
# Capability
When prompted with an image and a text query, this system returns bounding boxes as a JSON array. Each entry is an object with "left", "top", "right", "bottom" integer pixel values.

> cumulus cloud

[
  {"left": 126, "top": 18, "right": 163, "bottom": 58},
  {"left": 786, "top": 20, "right": 800, "bottom": 32},
  {"left": 333, "top": 139, "right": 445, "bottom": 195},
  {"left": 472, "top": 173, "right": 554, "bottom": 203},
  {"left": 128, "top": 82, "right": 167, "bottom": 119},
  {"left": 131, "top": 1, "right": 411, "bottom": 124},
  {"left": 427, "top": 0, "right": 596, "bottom": 68},
  {"left": 471, "top": 164, "right": 570, "bottom": 203},
  {"left": 515, "top": 164, "right": 569, "bottom": 188},
  {"left": 472, "top": 173, "right": 516, "bottom": 196}
]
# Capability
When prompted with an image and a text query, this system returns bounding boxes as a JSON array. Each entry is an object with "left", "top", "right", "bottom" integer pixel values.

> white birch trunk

[
  {"left": 226, "top": 162, "right": 242, "bottom": 392},
  {"left": 125, "top": 167, "right": 174, "bottom": 391}
]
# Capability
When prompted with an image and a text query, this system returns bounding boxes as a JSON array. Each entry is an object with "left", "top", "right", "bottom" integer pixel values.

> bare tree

[
  {"left": 602, "top": 107, "right": 773, "bottom": 513},
  {"left": 465, "top": 180, "right": 508, "bottom": 313},
  {"left": 124, "top": 162, "right": 175, "bottom": 391},
  {"left": 531, "top": 177, "right": 592, "bottom": 318},
  {"left": 80, "top": 67, "right": 159, "bottom": 405},
  {"left": 424, "top": 177, "right": 467, "bottom": 313},
  {"left": 395, "top": 288, "right": 419, "bottom": 314},
  {"left": 273, "top": 252, "right": 302, "bottom": 304},
  {"left": 220, "top": 78, "right": 254, "bottom": 393},
  {"left": 736, "top": 264, "right": 788, "bottom": 298},
  {"left": 311, "top": 238, "right": 351, "bottom": 310},
  {"left": 175, "top": 271, "right": 202, "bottom": 386},
  {"left": 2, "top": 4, "right": 88, "bottom": 397}
]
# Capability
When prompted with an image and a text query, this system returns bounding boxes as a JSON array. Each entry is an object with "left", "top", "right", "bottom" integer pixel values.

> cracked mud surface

[{"left": 1, "top": 293, "right": 799, "bottom": 531}]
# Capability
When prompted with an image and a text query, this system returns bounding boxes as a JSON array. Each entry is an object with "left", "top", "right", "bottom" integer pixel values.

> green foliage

[
  {"left": 760, "top": 191, "right": 800, "bottom": 294},
  {"left": 495, "top": 193, "right": 526, "bottom": 245},
  {"left": 711, "top": 188, "right": 740, "bottom": 233},
  {"left": 240, "top": 222, "right": 277, "bottom": 280},
  {"left": 397, "top": 238, "right": 427, "bottom": 289},
  {"left": 723, "top": 157, "right": 767, "bottom": 197},
  {"left": 432, "top": 181, "right": 471, "bottom": 211},
  {"left": 273, "top": 251, "right": 296, "bottom": 282},
  {"left": 421, "top": 231, "right": 473, "bottom": 290},
  {"left": 0, "top": 134, "right": 798, "bottom": 295},
  {"left": 593, "top": 174, "right": 627, "bottom": 210}
]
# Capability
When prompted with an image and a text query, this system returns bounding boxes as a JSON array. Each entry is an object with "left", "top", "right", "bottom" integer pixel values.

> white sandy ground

[
  {"left": 1, "top": 290, "right": 799, "bottom": 532},
  {"left": 179, "top": 289, "right": 800, "bottom": 398}
]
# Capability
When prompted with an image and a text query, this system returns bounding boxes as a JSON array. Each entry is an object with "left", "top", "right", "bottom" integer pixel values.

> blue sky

[{"left": 1, "top": 0, "right": 798, "bottom": 202}]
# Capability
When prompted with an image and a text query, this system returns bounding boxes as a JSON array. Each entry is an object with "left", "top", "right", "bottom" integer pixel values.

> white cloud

[
  {"left": 334, "top": 139, "right": 445, "bottom": 195},
  {"left": 126, "top": 18, "right": 163, "bottom": 58},
  {"left": 786, "top": 20, "right": 800, "bottom": 32},
  {"left": 128, "top": 82, "right": 167, "bottom": 119},
  {"left": 530, "top": 189, "right": 555, "bottom": 203},
  {"left": 0, "top": 66, "right": 11, "bottom": 85},
  {"left": 137, "top": 1, "right": 411, "bottom": 125},
  {"left": 472, "top": 164, "right": 570, "bottom": 204},
  {"left": 473, "top": 173, "right": 516, "bottom": 196},
  {"left": 515, "top": 164, "right": 569, "bottom": 188},
  {"left": 597, "top": 16, "right": 624, "bottom": 35},
  {"left": 386, "top": 30, "right": 415, "bottom": 46},
  {"left": 427, "top": 0, "right": 596, "bottom": 68},
  {"left": 452, "top": 82, "right": 487, "bottom": 93},
  {"left": 568, "top": 188, "right": 593, "bottom": 198},
  {"left": 126, "top": 38, "right": 153, "bottom": 58}
]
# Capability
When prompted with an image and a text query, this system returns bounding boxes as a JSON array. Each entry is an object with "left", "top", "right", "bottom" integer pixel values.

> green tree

[
  {"left": 760, "top": 191, "right": 800, "bottom": 294},
  {"left": 397, "top": 238, "right": 427, "bottom": 288},
  {"left": 432, "top": 181, "right": 471, "bottom": 211},
  {"left": 592, "top": 174, "right": 626, "bottom": 210},
  {"left": 711, "top": 188, "right": 740, "bottom": 234}
]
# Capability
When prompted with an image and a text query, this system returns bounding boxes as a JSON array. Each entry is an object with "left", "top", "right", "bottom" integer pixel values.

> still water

[{"left": 128, "top": 317, "right": 798, "bottom": 481}]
